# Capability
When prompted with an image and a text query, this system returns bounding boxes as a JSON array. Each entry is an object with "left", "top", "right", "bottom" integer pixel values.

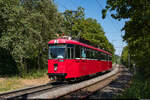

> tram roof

[{"left": 48, "top": 38, "right": 112, "bottom": 55}]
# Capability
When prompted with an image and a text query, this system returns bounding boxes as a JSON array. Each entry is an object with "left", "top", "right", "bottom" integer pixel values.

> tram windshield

[{"left": 49, "top": 44, "right": 66, "bottom": 59}]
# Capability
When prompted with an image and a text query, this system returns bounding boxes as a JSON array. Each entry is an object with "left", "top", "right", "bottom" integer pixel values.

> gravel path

[{"left": 88, "top": 66, "right": 133, "bottom": 99}]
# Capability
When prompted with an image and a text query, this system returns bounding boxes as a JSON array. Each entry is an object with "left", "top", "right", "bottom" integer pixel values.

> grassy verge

[
  {"left": 114, "top": 72, "right": 150, "bottom": 99},
  {"left": 22, "top": 68, "right": 47, "bottom": 79},
  {"left": 0, "top": 68, "right": 48, "bottom": 93},
  {"left": 0, "top": 77, "right": 21, "bottom": 93}
]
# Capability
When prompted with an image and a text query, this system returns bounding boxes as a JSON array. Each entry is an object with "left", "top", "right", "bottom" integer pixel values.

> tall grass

[
  {"left": 115, "top": 72, "right": 150, "bottom": 99},
  {"left": 22, "top": 68, "right": 47, "bottom": 79},
  {"left": 0, "top": 68, "right": 48, "bottom": 93}
]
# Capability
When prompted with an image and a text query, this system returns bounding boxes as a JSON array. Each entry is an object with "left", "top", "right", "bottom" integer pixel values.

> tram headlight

[
  {"left": 54, "top": 64, "right": 58, "bottom": 71},
  {"left": 54, "top": 66, "right": 57, "bottom": 71}
]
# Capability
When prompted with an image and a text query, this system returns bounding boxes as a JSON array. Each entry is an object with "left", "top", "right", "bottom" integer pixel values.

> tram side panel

[
  {"left": 65, "top": 59, "right": 80, "bottom": 78},
  {"left": 48, "top": 59, "right": 112, "bottom": 79},
  {"left": 78, "top": 60, "right": 106, "bottom": 77}
]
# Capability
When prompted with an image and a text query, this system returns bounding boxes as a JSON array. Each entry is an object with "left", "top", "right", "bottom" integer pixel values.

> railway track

[
  {"left": 60, "top": 65, "right": 122, "bottom": 99},
  {"left": 0, "top": 81, "right": 66, "bottom": 99},
  {"left": 0, "top": 64, "right": 122, "bottom": 99}
]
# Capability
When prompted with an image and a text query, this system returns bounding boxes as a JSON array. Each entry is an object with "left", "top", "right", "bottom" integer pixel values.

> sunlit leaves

[
  {"left": 0, "top": 0, "right": 63, "bottom": 76},
  {"left": 103, "top": 0, "right": 150, "bottom": 79},
  {"left": 64, "top": 7, "right": 115, "bottom": 58}
]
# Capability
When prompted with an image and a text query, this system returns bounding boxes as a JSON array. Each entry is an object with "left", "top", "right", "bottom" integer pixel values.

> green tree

[
  {"left": 63, "top": 7, "right": 84, "bottom": 37},
  {"left": 0, "top": 0, "right": 63, "bottom": 76},
  {"left": 103, "top": 0, "right": 150, "bottom": 78},
  {"left": 63, "top": 7, "right": 115, "bottom": 61},
  {"left": 121, "top": 46, "right": 128, "bottom": 66}
]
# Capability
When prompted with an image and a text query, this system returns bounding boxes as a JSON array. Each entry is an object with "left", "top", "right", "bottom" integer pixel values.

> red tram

[{"left": 47, "top": 37, "right": 112, "bottom": 81}]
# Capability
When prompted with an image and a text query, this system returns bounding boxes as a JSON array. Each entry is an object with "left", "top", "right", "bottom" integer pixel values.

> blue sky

[{"left": 54, "top": 0, "right": 127, "bottom": 56}]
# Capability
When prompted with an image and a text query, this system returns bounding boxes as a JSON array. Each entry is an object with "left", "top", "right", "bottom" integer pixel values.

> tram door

[
  {"left": 66, "top": 44, "right": 76, "bottom": 75},
  {"left": 67, "top": 44, "right": 74, "bottom": 59}
]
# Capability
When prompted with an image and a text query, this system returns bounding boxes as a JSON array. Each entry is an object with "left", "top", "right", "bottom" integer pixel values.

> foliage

[
  {"left": 115, "top": 55, "right": 121, "bottom": 64},
  {"left": 63, "top": 7, "right": 115, "bottom": 59},
  {"left": 103, "top": 0, "right": 150, "bottom": 79},
  {"left": 0, "top": 1, "right": 115, "bottom": 77},
  {"left": 121, "top": 46, "right": 128, "bottom": 66},
  {"left": 63, "top": 7, "right": 84, "bottom": 36},
  {"left": 0, "top": 0, "right": 63, "bottom": 76}
]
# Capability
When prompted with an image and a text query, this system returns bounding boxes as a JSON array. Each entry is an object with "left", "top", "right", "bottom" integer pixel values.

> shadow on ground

[{"left": 89, "top": 67, "right": 133, "bottom": 99}]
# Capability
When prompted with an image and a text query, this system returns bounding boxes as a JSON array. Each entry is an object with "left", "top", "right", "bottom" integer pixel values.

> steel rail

[
  {"left": 0, "top": 81, "right": 66, "bottom": 99},
  {"left": 76, "top": 71, "right": 121, "bottom": 99},
  {"left": 29, "top": 64, "right": 119, "bottom": 99},
  {"left": 83, "top": 65, "right": 131, "bottom": 99},
  {"left": 60, "top": 65, "right": 122, "bottom": 99},
  {"left": 0, "top": 64, "right": 119, "bottom": 99}
]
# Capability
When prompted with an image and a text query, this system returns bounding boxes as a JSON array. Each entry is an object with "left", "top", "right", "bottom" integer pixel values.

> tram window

[
  {"left": 94, "top": 51, "right": 96, "bottom": 59},
  {"left": 71, "top": 48, "right": 74, "bottom": 58},
  {"left": 67, "top": 44, "right": 74, "bottom": 48},
  {"left": 90, "top": 49, "right": 94, "bottom": 59},
  {"left": 67, "top": 48, "right": 70, "bottom": 58},
  {"left": 104, "top": 54, "right": 107, "bottom": 60},
  {"left": 104, "top": 54, "right": 106, "bottom": 60},
  {"left": 105, "top": 54, "right": 108, "bottom": 61},
  {"left": 107, "top": 55, "right": 109, "bottom": 61},
  {"left": 81, "top": 47, "right": 86, "bottom": 58},
  {"left": 101, "top": 52, "right": 105, "bottom": 60},
  {"left": 92, "top": 50, "right": 97, "bottom": 59},
  {"left": 106, "top": 54, "right": 109, "bottom": 61},
  {"left": 98, "top": 52, "right": 101, "bottom": 60},
  {"left": 105, "top": 54, "right": 107, "bottom": 61},
  {"left": 86, "top": 48, "right": 91, "bottom": 58},
  {"left": 109, "top": 56, "right": 112, "bottom": 61},
  {"left": 91, "top": 50, "right": 94, "bottom": 59},
  {"left": 93, "top": 50, "right": 96, "bottom": 59},
  {"left": 67, "top": 44, "right": 74, "bottom": 59},
  {"left": 92, "top": 50, "right": 95, "bottom": 59},
  {"left": 95, "top": 51, "right": 99, "bottom": 59},
  {"left": 49, "top": 44, "right": 66, "bottom": 59},
  {"left": 75, "top": 45, "right": 80, "bottom": 58}
]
